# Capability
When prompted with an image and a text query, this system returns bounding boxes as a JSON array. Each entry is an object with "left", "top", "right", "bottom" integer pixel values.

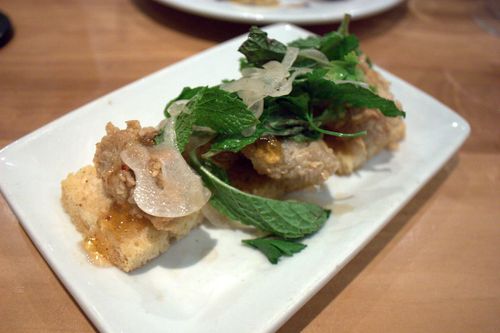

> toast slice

[{"left": 61, "top": 165, "right": 203, "bottom": 272}]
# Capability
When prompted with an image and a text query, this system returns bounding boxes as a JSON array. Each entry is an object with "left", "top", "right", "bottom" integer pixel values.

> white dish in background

[
  {"left": 155, "top": 0, "right": 405, "bottom": 24},
  {"left": 0, "top": 24, "right": 469, "bottom": 333}
]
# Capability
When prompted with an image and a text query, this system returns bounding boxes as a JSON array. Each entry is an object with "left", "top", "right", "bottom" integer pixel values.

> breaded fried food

[
  {"left": 93, "top": 120, "right": 155, "bottom": 206},
  {"left": 324, "top": 109, "right": 405, "bottom": 174},
  {"left": 234, "top": 56, "right": 404, "bottom": 185},
  {"left": 93, "top": 120, "right": 205, "bottom": 231},
  {"left": 243, "top": 138, "right": 339, "bottom": 192},
  {"left": 60, "top": 22, "right": 406, "bottom": 272},
  {"left": 61, "top": 165, "right": 203, "bottom": 272},
  {"left": 324, "top": 59, "right": 405, "bottom": 174},
  {"left": 62, "top": 120, "right": 207, "bottom": 272}
]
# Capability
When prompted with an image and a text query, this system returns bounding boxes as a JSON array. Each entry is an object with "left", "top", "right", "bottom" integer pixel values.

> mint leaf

[
  {"left": 174, "top": 111, "right": 196, "bottom": 152},
  {"left": 288, "top": 15, "right": 358, "bottom": 62},
  {"left": 288, "top": 36, "right": 321, "bottom": 50},
  {"left": 242, "top": 237, "right": 307, "bottom": 264},
  {"left": 305, "top": 112, "right": 366, "bottom": 138},
  {"left": 163, "top": 87, "right": 258, "bottom": 152},
  {"left": 207, "top": 127, "right": 264, "bottom": 155},
  {"left": 260, "top": 103, "right": 321, "bottom": 141},
  {"left": 240, "top": 16, "right": 357, "bottom": 69},
  {"left": 325, "top": 52, "right": 364, "bottom": 82},
  {"left": 320, "top": 15, "right": 358, "bottom": 60},
  {"left": 153, "top": 112, "right": 194, "bottom": 151},
  {"left": 320, "top": 33, "right": 359, "bottom": 61},
  {"left": 188, "top": 87, "right": 258, "bottom": 134},
  {"left": 299, "top": 71, "right": 405, "bottom": 118},
  {"left": 200, "top": 158, "right": 230, "bottom": 184},
  {"left": 190, "top": 152, "right": 329, "bottom": 239},
  {"left": 238, "top": 26, "right": 287, "bottom": 67}
]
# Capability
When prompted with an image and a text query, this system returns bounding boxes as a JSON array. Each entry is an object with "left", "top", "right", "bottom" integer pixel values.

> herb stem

[
  {"left": 338, "top": 14, "right": 351, "bottom": 36},
  {"left": 306, "top": 113, "right": 366, "bottom": 138}
]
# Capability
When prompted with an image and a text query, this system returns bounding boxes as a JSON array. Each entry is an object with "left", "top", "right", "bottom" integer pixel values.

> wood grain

[{"left": 0, "top": 0, "right": 499, "bottom": 332}]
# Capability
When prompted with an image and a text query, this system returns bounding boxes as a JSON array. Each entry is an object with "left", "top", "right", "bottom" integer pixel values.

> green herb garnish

[
  {"left": 190, "top": 152, "right": 330, "bottom": 239},
  {"left": 243, "top": 237, "right": 307, "bottom": 264},
  {"left": 163, "top": 87, "right": 258, "bottom": 152},
  {"left": 238, "top": 26, "right": 288, "bottom": 67},
  {"left": 153, "top": 15, "right": 406, "bottom": 263},
  {"left": 288, "top": 14, "right": 358, "bottom": 61}
]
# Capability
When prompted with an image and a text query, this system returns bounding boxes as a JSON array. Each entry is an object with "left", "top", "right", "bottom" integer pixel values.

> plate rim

[{"left": 153, "top": 0, "right": 406, "bottom": 24}]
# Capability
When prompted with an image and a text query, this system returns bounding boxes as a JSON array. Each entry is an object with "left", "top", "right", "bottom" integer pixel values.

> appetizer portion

[
  {"left": 62, "top": 120, "right": 209, "bottom": 272},
  {"left": 61, "top": 165, "right": 204, "bottom": 272},
  {"left": 61, "top": 15, "right": 405, "bottom": 271}
]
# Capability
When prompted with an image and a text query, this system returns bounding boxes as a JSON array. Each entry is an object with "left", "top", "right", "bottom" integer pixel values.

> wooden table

[{"left": 1, "top": 0, "right": 499, "bottom": 332}]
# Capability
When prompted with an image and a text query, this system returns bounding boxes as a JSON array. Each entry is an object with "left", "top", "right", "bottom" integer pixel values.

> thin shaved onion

[
  {"left": 120, "top": 101, "right": 210, "bottom": 218},
  {"left": 249, "top": 99, "right": 264, "bottom": 120},
  {"left": 293, "top": 67, "right": 314, "bottom": 76},
  {"left": 298, "top": 48, "right": 330, "bottom": 65},
  {"left": 334, "top": 80, "right": 370, "bottom": 89},
  {"left": 240, "top": 67, "right": 262, "bottom": 77},
  {"left": 121, "top": 145, "right": 210, "bottom": 218},
  {"left": 281, "top": 46, "right": 299, "bottom": 69},
  {"left": 167, "top": 100, "right": 189, "bottom": 117},
  {"left": 221, "top": 46, "right": 303, "bottom": 121},
  {"left": 158, "top": 100, "right": 190, "bottom": 147},
  {"left": 272, "top": 68, "right": 312, "bottom": 97}
]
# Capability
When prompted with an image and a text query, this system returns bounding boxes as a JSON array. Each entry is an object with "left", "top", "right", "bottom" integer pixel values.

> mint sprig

[
  {"left": 190, "top": 152, "right": 330, "bottom": 239},
  {"left": 162, "top": 87, "right": 258, "bottom": 152},
  {"left": 189, "top": 87, "right": 257, "bottom": 135},
  {"left": 238, "top": 26, "right": 288, "bottom": 67},
  {"left": 243, "top": 237, "right": 307, "bottom": 264}
]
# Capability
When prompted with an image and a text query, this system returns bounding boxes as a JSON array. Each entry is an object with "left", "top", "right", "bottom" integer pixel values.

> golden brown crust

[
  {"left": 243, "top": 138, "right": 340, "bottom": 192},
  {"left": 61, "top": 60, "right": 405, "bottom": 271},
  {"left": 324, "top": 60, "right": 406, "bottom": 174},
  {"left": 93, "top": 121, "right": 141, "bottom": 205},
  {"left": 61, "top": 165, "right": 112, "bottom": 234},
  {"left": 61, "top": 165, "right": 203, "bottom": 272},
  {"left": 227, "top": 156, "right": 287, "bottom": 199}
]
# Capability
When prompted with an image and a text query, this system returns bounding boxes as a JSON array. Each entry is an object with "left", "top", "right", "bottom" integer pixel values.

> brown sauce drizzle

[
  {"left": 249, "top": 136, "right": 283, "bottom": 165},
  {"left": 82, "top": 237, "right": 110, "bottom": 267},
  {"left": 100, "top": 204, "right": 149, "bottom": 240},
  {"left": 82, "top": 204, "right": 150, "bottom": 266}
]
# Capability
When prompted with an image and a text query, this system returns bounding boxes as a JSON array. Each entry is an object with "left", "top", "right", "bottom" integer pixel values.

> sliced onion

[
  {"left": 293, "top": 67, "right": 314, "bottom": 76},
  {"left": 281, "top": 46, "right": 299, "bottom": 69},
  {"left": 270, "top": 68, "right": 312, "bottom": 98},
  {"left": 299, "top": 48, "right": 330, "bottom": 65},
  {"left": 249, "top": 99, "right": 264, "bottom": 119},
  {"left": 159, "top": 100, "right": 190, "bottom": 147},
  {"left": 221, "top": 46, "right": 303, "bottom": 121},
  {"left": 120, "top": 101, "right": 211, "bottom": 218},
  {"left": 121, "top": 144, "right": 210, "bottom": 218},
  {"left": 240, "top": 67, "right": 262, "bottom": 77},
  {"left": 167, "top": 99, "right": 189, "bottom": 117},
  {"left": 334, "top": 80, "right": 370, "bottom": 89}
]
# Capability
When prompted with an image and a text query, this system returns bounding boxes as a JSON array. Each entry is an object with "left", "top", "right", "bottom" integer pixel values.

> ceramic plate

[
  {"left": 0, "top": 24, "right": 469, "bottom": 333},
  {"left": 154, "top": 0, "right": 405, "bottom": 24}
]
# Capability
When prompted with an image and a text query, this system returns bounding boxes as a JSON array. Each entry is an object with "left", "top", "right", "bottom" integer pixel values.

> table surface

[{"left": 1, "top": 0, "right": 499, "bottom": 332}]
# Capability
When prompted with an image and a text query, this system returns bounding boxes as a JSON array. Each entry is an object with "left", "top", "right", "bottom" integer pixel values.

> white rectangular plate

[{"left": 0, "top": 24, "right": 470, "bottom": 333}]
